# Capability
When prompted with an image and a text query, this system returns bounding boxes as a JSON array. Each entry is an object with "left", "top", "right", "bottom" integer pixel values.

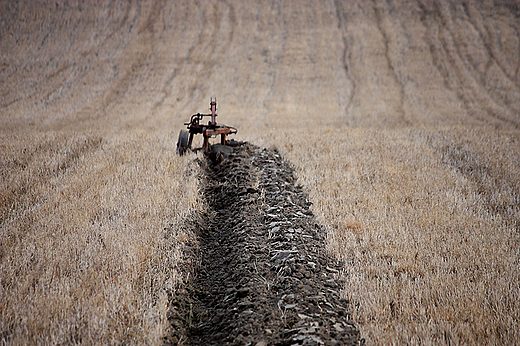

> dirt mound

[{"left": 166, "top": 143, "right": 361, "bottom": 345}]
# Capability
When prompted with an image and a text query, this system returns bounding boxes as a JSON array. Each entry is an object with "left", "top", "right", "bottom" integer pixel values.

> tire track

[
  {"left": 0, "top": 134, "right": 102, "bottom": 226},
  {"left": 453, "top": 1, "right": 520, "bottom": 119},
  {"left": 460, "top": 1, "right": 520, "bottom": 90},
  {"left": 154, "top": 1, "right": 236, "bottom": 110},
  {"left": 334, "top": 0, "right": 356, "bottom": 119},
  {"left": 96, "top": 1, "right": 163, "bottom": 116},
  {"left": 418, "top": 0, "right": 520, "bottom": 128},
  {"left": 372, "top": 0, "right": 408, "bottom": 126}
]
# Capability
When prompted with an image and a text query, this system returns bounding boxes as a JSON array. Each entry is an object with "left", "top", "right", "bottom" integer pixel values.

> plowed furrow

[{"left": 167, "top": 143, "right": 360, "bottom": 346}]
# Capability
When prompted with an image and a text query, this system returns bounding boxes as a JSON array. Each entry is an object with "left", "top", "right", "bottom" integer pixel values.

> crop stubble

[{"left": 1, "top": 0, "right": 520, "bottom": 345}]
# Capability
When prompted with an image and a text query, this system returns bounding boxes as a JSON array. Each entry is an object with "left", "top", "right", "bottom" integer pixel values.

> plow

[{"left": 176, "top": 98, "right": 237, "bottom": 156}]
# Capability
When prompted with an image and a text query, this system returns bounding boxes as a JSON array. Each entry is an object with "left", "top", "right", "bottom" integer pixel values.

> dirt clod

[{"left": 166, "top": 143, "right": 361, "bottom": 345}]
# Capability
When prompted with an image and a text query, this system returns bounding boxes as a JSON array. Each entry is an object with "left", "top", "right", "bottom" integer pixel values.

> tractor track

[{"left": 165, "top": 143, "right": 360, "bottom": 346}]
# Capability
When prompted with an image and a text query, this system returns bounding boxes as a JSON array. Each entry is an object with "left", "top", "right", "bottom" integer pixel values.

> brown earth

[{"left": 166, "top": 143, "right": 360, "bottom": 345}]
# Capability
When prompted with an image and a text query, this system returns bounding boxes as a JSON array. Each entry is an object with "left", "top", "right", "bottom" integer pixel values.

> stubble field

[{"left": 1, "top": 0, "right": 519, "bottom": 344}]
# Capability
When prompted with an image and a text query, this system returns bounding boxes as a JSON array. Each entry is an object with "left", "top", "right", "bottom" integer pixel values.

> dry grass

[
  {"left": 1, "top": 1, "right": 204, "bottom": 342},
  {"left": 276, "top": 126, "right": 520, "bottom": 344},
  {"left": 1, "top": 129, "right": 200, "bottom": 344},
  {"left": 232, "top": 0, "right": 520, "bottom": 343},
  {"left": 2, "top": 0, "right": 520, "bottom": 344}
]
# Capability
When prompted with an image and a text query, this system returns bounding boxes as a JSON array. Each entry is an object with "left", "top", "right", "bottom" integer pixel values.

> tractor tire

[{"left": 176, "top": 129, "right": 190, "bottom": 155}]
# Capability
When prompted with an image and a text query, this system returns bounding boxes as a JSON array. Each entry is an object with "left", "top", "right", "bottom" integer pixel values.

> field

[{"left": 1, "top": 0, "right": 519, "bottom": 344}]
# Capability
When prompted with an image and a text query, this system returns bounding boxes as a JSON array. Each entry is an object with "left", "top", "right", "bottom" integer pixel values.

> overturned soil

[{"left": 165, "top": 143, "right": 361, "bottom": 346}]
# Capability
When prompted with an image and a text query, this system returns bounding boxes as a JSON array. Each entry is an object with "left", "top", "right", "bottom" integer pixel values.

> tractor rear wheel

[{"left": 176, "top": 129, "right": 190, "bottom": 155}]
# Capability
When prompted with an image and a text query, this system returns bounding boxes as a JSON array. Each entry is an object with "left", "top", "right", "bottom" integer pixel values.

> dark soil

[{"left": 165, "top": 142, "right": 361, "bottom": 346}]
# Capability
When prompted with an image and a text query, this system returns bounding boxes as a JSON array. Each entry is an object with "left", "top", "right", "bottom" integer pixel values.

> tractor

[{"left": 176, "top": 98, "right": 237, "bottom": 156}]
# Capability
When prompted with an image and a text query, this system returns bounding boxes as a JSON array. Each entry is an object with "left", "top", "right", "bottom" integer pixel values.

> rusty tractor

[{"left": 176, "top": 98, "right": 237, "bottom": 155}]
